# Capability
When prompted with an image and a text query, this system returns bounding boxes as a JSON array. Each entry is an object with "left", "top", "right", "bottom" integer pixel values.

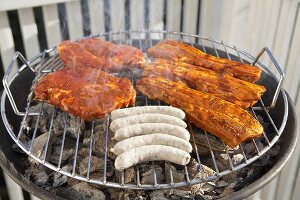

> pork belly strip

[
  {"left": 34, "top": 66, "right": 136, "bottom": 121},
  {"left": 147, "top": 40, "right": 261, "bottom": 83},
  {"left": 136, "top": 77, "right": 263, "bottom": 148},
  {"left": 57, "top": 39, "right": 145, "bottom": 73},
  {"left": 143, "top": 60, "right": 266, "bottom": 109}
]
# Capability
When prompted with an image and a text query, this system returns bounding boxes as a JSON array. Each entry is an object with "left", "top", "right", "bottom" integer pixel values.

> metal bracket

[
  {"left": 2, "top": 52, "right": 38, "bottom": 116},
  {"left": 252, "top": 47, "right": 285, "bottom": 110}
]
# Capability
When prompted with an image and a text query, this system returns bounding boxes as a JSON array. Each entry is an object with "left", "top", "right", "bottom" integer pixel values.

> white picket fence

[{"left": 0, "top": 0, "right": 299, "bottom": 199}]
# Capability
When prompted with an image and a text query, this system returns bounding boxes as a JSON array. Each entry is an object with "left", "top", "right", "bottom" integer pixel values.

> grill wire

[{"left": 1, "top": 30, "right": 288, "bottom": 189}]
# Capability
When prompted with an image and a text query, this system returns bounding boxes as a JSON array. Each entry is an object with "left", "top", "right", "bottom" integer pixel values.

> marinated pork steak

[
  {"left": 58, "top": 38, "right": 145, "bottom": 73},
  {"left": 34, "top": 66, "right": 136, "bottom": 121}
]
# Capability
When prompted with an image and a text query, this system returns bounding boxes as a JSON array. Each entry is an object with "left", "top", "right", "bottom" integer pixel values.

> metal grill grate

[{"left": 1, "top": 30, "right": 288, "bottom": 189}]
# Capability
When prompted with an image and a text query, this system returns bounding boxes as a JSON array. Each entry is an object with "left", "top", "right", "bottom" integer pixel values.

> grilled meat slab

[
  {"left": 79, "top": 38, "right": 145, "bottom": 72},
  {"left": 57, "top": 40, "right": 106, "bottom": 70},
  {"left": 34, "top": 66, "right": 136, "bottom": 121},
  {"left": 57, "top": 39, "right": 145, "bottom": 73},
  {"left": 147, "top": 40, "right": 261, "bottom": 83},
  {"left": 143, "top": 59, "right": 266, "bottom": 109},
  {"left": 136, "top": 77, "right": 263, "bottom": 148}
]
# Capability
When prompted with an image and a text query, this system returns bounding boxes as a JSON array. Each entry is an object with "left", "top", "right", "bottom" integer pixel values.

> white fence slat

[
  {"left": 182, "top": 0, "right": 199, "bottom": 34},
  {"left": 42, "top": 4, "right": 62, "bottom": 48},
  {"left": 110, "top": 0, "right": 125, "bottom": 31},
  {"left": 0, "top": 0, "right": 77, "bottom": 12},
  {"left": 149, "top": 0, "right": 164, "bottom": 30},
  {"left": 0, "top": 11, "right": 16, "bottom": 70},
  {"left": 198, "top": 0, "right": 224, "bottom": 38},
  {"left": 283, "top": 13, "right": 300, "bottom": 100},
  {"left": 65, "top": 0, "right": 83, "bottom": 40},
  {"left": 130, "top": 0, "right": 144, "bottom": 30},
  {"left": 88, "top": 0, "right": 105, "bottom": 35},
  {"left": 272, "top": 0, "right": 298, "bottom": 71},
  {"left": 18, "top": 8, "right": 40, "bottom": 59},
  {"left": 166, "top": 0, "right": 181, "bottom": 31},
  {"left": 3, "top": 173, "right": 24, "bottom": 200},
  {"left": 149, "top": 0, "right": 164, "bottom": 39}
]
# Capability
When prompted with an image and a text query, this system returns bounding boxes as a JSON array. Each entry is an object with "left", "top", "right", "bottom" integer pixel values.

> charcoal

[
  {"left": 52, "top": 112, "right": 85, "bottom": 138},
  {"left": 78, "top": 156, "right": 114, "bottom": 177},
  {"left": 25, "top": 164, "right": 51, "bottom": 186},
  {"left": 149, "top": 190, "right": 169, "bottom": 200},
  {"left": 251, "top": 154, "right": 271, "bottom": 167},
  {"left": 79, "top": 156, "right": 105, "bottom": 175},
  {"left": 68, "top": 177, "right": 80, "bottom": 187},
  {"left": 216, "top": 180, "right": 228, "bottom": 188},
  {"left": 50, "top": 136, "right": 76, "bottom": 165},
  {"left": 91, "top": 125, "right": 117, "bottom": 159},
  {"left": 106, "top": 188, "right": 124, "bottom": 200},
  {"left": 67, "top": 182, "right": 105, "bottom": 200},
  {"left": 193, "top": 132, "right": 226, "bottom": 155},
  {"left": 219, "top": 184, "right": 234, "bottom": 198},
  {"left": 115, "top": 167, "right": 135, "bottom": 184},
  {"left": 232, "top": 154, "right": 244, "bottom": 165},
  {"left": 187, "top": 159, "right": 216, "bottom": 180},
  {"left": 141, "top": 165, "right": 164, "bottom": 184},
  {"left": 25, "top": 103, "right": 52, "bottom": 134},
  {"left": 34, "top": 171, "right": 49, "bottom": 185},
  {"left": 28, "top": 132, "right": 53, "bottom": 164},
  {"left": 53, "top": 165, "right": 72, "bottom": 187},
  {"left": 168, "top": 189, "right": 193, "bottom": 199},
  {"left": 165, "top": 162, "right": 185, "bottom": 183},
  {"left": 201, "top": 183, "right": 215, "bottom": 193}
]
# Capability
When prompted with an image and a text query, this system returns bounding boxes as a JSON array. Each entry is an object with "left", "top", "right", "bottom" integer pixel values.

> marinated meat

[
  {"left": 34, "top": 66, "right": 136, "bottom": 121},
  {"left": 147, "top": 40, "right": 261, "bottom": 83},
  {"left": 58, "top": 39, "right": 145, "bottom": 72},
  {"left": 136, "top": 77, "right": 263, "bottom": 148},
  {"left": 57, "top": 40, "right": 107, "bottom": 70},
  {"left": 79, "top": 38, "right": 145, "bottom": 72},
  {"left": 143, "top": 59, "right": 266, "bottom": 109}
]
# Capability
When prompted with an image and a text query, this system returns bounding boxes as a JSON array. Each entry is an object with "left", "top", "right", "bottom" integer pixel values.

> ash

[{"left": 17, "top": 103, "right": 280, "bottom": 200}]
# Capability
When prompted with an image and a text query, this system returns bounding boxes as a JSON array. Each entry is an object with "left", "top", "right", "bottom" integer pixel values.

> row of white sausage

[{"left": 109, "top": 106, "right": 193, "bottom": 170}]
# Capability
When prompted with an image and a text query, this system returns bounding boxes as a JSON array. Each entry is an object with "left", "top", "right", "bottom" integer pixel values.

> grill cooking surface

[{"left": 1, "top": 30, "right": 288, "bottom": 189}]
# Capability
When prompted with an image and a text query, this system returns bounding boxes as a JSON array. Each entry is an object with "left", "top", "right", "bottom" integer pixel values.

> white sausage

[
  {"left": 111, "top": 133, "right": 193, "bottom": 155},
  {"left": 111, "top": 106, "right": 185, "bottom": 120},
  {"left": 113, "top": 123, "right": 190, "bottom": 141},
  {"left": 114, "top": 145, "right": 191, "bottom": 170},
  {"left": 109, "top": 114, "right": 187, "bottom": 132}
]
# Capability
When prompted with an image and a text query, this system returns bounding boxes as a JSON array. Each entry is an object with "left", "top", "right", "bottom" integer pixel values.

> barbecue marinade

[
  {"left": 34, "top": 66, "right": 136, "bottom": 121},
  {"left": 58, "top": 39, "right": 145, "bottom": 73},
  {"left": 143, "top": 59, "right": 266, "bottom": 109},
  {"left": 147, "top": 40, "right": 261, "bottom": 83},
  {"left": 136, "top": 77, "right": 263, "bottom": 148}
]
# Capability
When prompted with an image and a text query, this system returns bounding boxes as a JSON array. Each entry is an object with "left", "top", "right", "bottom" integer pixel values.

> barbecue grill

[{"left": 0, "top": 30, "right": 298, "bottom": 199}]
